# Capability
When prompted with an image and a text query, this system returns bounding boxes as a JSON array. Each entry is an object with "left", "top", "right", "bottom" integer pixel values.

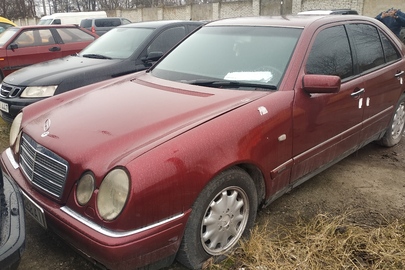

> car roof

[
  {"left": 120, "top": 20, "right": 203, "bottom": 29},
  {"left": 205, "top": 15, "right": 370, "bottom": 28}
]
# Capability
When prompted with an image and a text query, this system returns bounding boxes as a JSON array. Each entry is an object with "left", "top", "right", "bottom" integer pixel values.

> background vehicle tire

[
  {"left": 176, "top": 167, "right": 258, "bottom": 269},
  {"left": 379, "top": 94, "right": 405, "bottom": 147}
]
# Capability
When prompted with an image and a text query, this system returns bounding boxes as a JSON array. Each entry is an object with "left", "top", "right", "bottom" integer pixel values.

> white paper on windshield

[{"left": 224, "top": 71, "right": 273, "bottom": 83}]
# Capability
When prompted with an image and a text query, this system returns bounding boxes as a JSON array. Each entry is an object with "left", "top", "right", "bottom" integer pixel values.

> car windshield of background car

[
  {"left": 0, "top": 28, "right": 17, "bottom": 46},
  {"left": 152, "top": 26, "right": 302, "bottom": 90},
  {"left": 0, "top": 23, "right": 13, "bottom": 34},
  {"left": 78, "top": 27, "right": 154, "bottom": 59}
]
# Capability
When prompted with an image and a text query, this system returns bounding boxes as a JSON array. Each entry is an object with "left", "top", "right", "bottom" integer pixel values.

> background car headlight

[
  {"left": 21, "top": 85, "right": 57, "bottom": 98},
  {"left": 76, "top": 173, "right": 95, "bottom": 206},
  {"left": 9, "top": 112, "right": 22, "bottom": 146},
  {"left": 97, "top": 169, "right": 129, "bottom": 221}
]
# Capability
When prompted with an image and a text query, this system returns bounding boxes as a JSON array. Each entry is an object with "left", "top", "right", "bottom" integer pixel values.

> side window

[
  {"left": 14, "top": 30, "right": 35, "bottom": 48},
  {"left": 306, "top": 25, "right": 353, "bottom": 79},
  {"left": 346, "top": 24, "right": 384, "bottom": 73},
  {"left": 147, "top": 26, "right": 186, "bottom": 55},
  {"left": 38, "top": 29, "right": 55, "bottom": 45},
  {"left": 55, "top": 28, "right": 96, "bottom": 43},
  {"left": 380, "top": 30, "right": 401, "bottom": 63},
  {"left": 80, "top": 19, "right": 92, "bottom": 28}
]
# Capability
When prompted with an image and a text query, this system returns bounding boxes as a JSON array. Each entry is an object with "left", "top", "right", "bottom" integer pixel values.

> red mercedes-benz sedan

[
  {"left": 0, "top": 24, "right": 97, "bottom": 80},
  {"left": 1, "top": 15, "right": 404, "bottom": 269}
]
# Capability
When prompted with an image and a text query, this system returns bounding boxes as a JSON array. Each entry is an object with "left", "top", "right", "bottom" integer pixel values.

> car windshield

[
  {"left": 152, "top": 26, "right": 302, "bottom": 90},
  {"left": 0, "top": 28, "right": 18, "bottom": 46},
  {"left": 79, "top": 27, "right": 154, "bottom": 59}
]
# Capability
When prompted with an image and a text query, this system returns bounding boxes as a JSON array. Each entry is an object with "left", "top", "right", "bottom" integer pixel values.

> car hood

[
  {"left": 4, "top": 56, "right": 122, "bottom": 86},
  {"left": 22, "top": 73, "right": 270, "bottom": 171}
]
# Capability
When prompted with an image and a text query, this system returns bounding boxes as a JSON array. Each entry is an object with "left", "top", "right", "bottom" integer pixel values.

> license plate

[
  {"left": 22, "top": 191, "right": 47, "bottom": 229},
  {"left": 0, "top": 101, "right": 9, "bottom": 113}
]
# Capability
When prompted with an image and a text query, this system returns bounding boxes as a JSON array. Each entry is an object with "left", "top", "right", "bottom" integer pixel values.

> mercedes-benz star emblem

[{"left": 41, "top": 119, "right": 51, "bottom": 137}]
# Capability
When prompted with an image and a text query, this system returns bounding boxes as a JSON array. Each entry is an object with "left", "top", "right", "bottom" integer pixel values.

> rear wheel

[
  {"left": 176, "top": 168, "right": 258, "bottom": 269},
  {"left": 379, "top": 94, "right": 405, "bottom": 147}
]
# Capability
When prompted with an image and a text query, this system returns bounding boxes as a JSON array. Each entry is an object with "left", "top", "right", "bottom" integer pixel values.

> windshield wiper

[
  {"left": 182, "top": 79, "right": 277, "bottom": 90},
  {"left": 82, "top": 54, "right": 112, "bottom": 60}
]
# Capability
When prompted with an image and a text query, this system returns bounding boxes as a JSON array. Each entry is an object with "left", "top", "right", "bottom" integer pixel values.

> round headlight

[
  {"left": 9, "top": 112, "right": 23, "bottom": 146},
  {"left": 97, "top": 169, "right": 130, "bottom": 221},
  {"left": 21, "top": 85, "right": 57, "bottom": 98},
  {"left": 76, "top": 173, "right": 95, "bottom": 206}
]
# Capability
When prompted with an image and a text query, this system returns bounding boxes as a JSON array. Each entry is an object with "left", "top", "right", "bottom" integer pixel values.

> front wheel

[
  {"left": 176, "top": 168, "right": 258, "bottom": 269},
  {"left": 379, "top": 94, "right": 405, "bottom": 147}
]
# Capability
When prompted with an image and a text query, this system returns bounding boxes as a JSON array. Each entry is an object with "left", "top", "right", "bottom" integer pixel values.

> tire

[
  {"left": 176, "top": 168, "right": 258, "bottom": 269},
  {"left": 379, "top": 94, "right": 405, "bottom": 147}
]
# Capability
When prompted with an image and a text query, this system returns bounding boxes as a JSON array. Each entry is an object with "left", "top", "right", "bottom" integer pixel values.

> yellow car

[{"left": 0, "top": 16, "right": 16, "bottom": 33}]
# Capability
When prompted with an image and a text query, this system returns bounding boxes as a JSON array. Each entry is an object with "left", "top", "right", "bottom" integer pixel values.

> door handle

[
  {"left": 49, "top": 46, "right": 61, "bottom": 52},
  {"left": 395, "top": 71, "right": 404, "bottom": 77},
  {"left": 351, "top": 88, "right": 365, "bottom": 97}
]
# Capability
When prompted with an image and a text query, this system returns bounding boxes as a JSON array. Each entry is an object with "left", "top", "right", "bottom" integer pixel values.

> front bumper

[
  {"left": 0, "top": 149, "right": 189, "bottom": 269},
  {"left": 0, "top": 165, "right": 25, "bottom": 270}
]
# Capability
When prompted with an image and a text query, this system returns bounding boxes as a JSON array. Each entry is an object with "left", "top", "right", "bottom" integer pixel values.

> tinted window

[
  {"left": 147, "top": 26, "right": 186, "bottom": 54},
  {"left": 95, "top": 18, "right": 121, "bottom": 27},
  {"left": 346, "top": 24, "right": 384, "bottom": 73},
  {"left": 306, "top": 25, "right": 353, "bottom": 79},
  {"left": 55, "top": 28, "right": 96, "bottom": 43},
  {"left": 80, "top": 27, "right": 154, "bottom": 59},
  {"left": 80, "top": 19, "right": 92, "bottom": 28},
  {"left": 380, "top": 30, "right": 401, "bottom": 62}
]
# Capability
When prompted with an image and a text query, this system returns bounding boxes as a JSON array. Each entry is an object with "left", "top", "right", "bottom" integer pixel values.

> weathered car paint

[{"left": 1, "top": 15, "right": 405, "bottom": 269}]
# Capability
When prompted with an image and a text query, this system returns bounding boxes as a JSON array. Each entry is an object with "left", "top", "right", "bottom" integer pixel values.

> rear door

[{"left": 346, "top": 23, "right": 405, "bottom": 143}]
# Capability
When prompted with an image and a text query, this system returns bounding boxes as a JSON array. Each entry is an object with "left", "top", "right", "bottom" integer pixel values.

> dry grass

[
  {"left": 210, "top": 212, "right": 405, "bottom": 270},
  {"left": 0, "top": 118, "right": 10, "bottom": 150}
]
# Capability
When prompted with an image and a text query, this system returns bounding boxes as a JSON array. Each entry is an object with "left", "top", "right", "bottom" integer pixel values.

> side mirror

[
  {"left": 142, "top": 51, "right": 164, "bottom": 63},
  {"left": 302, "top": 74, "right": 341, "bottom": 94},
  {"left": 9, "top": 43, "right": 18, "bottom": 50}
]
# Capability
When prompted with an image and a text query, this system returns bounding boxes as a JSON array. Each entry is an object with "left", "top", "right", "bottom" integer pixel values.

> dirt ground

[{"left": 15, "top": 134, "right": 405, "bottom": 270}]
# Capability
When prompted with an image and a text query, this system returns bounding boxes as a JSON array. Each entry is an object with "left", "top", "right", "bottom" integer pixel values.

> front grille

[
  {"left": 0, "top": 82, "right": 23, "bottom": 98},
  {"left": 19, "top": 133, "right": 69, "bottom": 199}
]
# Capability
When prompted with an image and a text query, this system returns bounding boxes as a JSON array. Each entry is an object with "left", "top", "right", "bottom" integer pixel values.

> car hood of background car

[
  {"left": 22, "top": 73, "right": 270, "bottom": 170},
  {"left": 4, "top": 56, "right": 123, "bottom": 86}
]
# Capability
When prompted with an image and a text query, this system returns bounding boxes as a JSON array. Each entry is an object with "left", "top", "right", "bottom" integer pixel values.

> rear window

[
  {"left": 80, "top": 19, "right": 92, "bottom": 28},
  {"left": 55, "top": 28, "right": 96, "bottom": 43},
  {"left": 94, "top": 18, "right": 121, "bottom": 27}
]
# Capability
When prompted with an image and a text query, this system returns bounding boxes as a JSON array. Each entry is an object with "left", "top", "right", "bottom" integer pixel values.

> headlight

[
  {"left": 76, "top": 173, "right": 95, "bottom": 206},
  {"left": 9, "top": 112, "right": 22, "bottom": 146},
  {"left": 21, "top": 85, "right": 57, "bottom": 98},
  {"left": 97, "top": 168, "right": 130, "bottom": 221}
]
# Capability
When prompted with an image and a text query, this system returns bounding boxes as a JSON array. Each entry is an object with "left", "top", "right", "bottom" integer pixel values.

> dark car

[
  {"left": 0, "top": 165, "right": 25, "bottom": 270},
  {"left": 0, "top": 20, "right": 203, "bottom": 123},
  {"left": 80, "top": 17, "right": 132, "bottom": 35},
  {"left": 1, "top": 15, "right": 405, "bottom": 270},
  {"left": 0, "top": 24, "right": 98, "bottom": 80}
]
